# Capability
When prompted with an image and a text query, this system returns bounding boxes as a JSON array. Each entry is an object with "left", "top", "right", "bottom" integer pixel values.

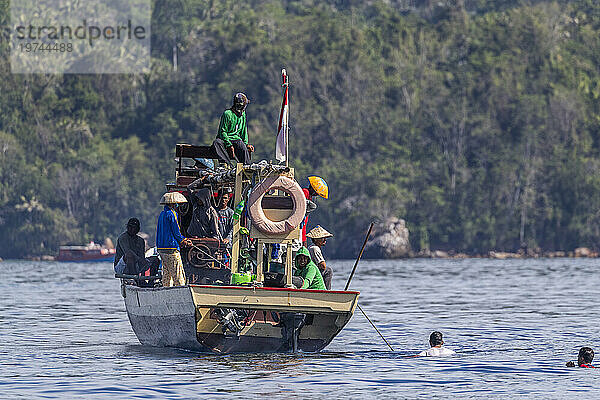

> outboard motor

[
  {"left": 279, "top": 312, "right": 306, "bottom": 352},
  {"left": 213, "top": 308, "right": 249, "bottom": 337}
]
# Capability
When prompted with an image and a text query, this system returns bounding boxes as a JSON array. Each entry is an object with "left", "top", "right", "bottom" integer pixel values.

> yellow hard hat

[{"left": 308, "top": 176, "right": 328, "bottom": 199}]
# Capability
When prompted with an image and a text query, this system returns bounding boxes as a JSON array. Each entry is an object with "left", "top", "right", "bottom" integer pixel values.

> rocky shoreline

[
  {"left": 410, "top": 247, "right": 598, "bottom": 259},
  {"left": 361, "top": 217, "right": 599, "bottom": 260},
  {"left": 17, "top": 247, "right": 600, "bottom": 262}
]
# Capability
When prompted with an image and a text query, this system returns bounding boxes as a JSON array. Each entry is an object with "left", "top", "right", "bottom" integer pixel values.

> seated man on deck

[
  {"left": 566, "top": 347, "right": 596, "bottom": 368},
  {"left": 416, "top": 331, "right": 455, "bottom": 357},
  {"left": 187, "top": 188, "right": 222, "bottom": 241},
  {"left": 307, "top": 225, "right": 333, "bottom": 290},
  {"left": 114, "top": 218, "right": 159, "bottom": 277},
  {"left": 212, "top": 92, "right": 254, "bottom": 166},
  {"left": 293, "top": 247, "right": 326, "bottom": 290}
]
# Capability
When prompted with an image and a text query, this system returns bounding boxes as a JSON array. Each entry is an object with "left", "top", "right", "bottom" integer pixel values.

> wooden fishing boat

[
  {"left": 118, "top": 71, "right": 359, "bottom": 353},
  {"left": 119, "top": 156, "right": 359, "bottom": 353}
]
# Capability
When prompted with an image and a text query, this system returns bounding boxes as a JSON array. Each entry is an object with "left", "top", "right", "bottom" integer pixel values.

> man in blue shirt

[{"left": 157, "top": 192, "right": 192, "bottom": 287}]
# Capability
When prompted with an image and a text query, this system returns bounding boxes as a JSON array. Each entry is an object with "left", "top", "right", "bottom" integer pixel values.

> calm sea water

[{"left": 2, "top": 258, "right": 599, "bottom": 398}]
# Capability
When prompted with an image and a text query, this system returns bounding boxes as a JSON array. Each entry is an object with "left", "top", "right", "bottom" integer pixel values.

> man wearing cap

[
  {"left": 114, "top": 218, "right": 154, "bottom": 276},
  {"left": 301, "top": 176, "right": 329, "bottom": 245},
  {"left": 307, "top": 225, "right": 333, "bottom": 290},
  {"left": 212, "top": 92, "right": 254, "bottom": 166},
  {"left": 157, "top": 192, "right": 192, "bottom": 287}
]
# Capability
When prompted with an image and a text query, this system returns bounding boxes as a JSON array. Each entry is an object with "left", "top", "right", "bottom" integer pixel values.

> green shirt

[
  {"left": 294, "top": 261, "right": 326, "bottom": 290},
  {"left": 216, "top": 109, "right": 248, "bottom": 147}
]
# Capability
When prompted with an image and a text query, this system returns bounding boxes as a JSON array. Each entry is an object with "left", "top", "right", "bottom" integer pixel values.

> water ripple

[{"left": 2, "top": 258, "right": 600, "bottom": 398}]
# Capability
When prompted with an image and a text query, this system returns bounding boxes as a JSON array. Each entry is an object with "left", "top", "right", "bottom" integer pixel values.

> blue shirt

[{"left": 156, "top": 206, "right": 185, "bottom": 251}]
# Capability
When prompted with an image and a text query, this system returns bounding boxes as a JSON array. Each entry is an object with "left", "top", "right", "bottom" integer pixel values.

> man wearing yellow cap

[
  {"left": 301, "top": 176, "right": 329, "bottom": 245},
  {"left": 307, "top": 225, "right": 333, "bottom": 290}
]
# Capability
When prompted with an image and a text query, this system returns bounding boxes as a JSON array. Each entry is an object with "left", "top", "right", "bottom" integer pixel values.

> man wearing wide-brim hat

[
  {"left": 306, "top": 225, "right": 333, "bottom": 290},
  {"left": 156, "top": 192, "right": 192, "bottom": 287}
]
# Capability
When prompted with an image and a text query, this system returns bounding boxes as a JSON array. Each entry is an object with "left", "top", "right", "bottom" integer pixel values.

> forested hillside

[{"left": 1, "top": 0, "right": 600, "bottom": 258}]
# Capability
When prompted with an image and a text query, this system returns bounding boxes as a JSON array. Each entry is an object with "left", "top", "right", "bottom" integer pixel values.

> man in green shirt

[
  {"left": 293, "top": 246, "right": 326, "bottom": 290},
  {"left": 213, "top": 92, "right": 254, "bottom": 166}
]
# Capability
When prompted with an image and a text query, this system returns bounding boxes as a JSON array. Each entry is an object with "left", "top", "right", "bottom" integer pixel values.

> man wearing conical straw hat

[
  {"left": 307, "top": 225, "right": 333, "bottom": 290},
  {"left": 156, "top": 192, "right": 192, "bottom": 287}
]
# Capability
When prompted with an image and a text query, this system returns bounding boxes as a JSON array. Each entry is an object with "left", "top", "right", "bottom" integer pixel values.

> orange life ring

[{"left": 248, "top": 175, "right": 307, "bottom": 235}]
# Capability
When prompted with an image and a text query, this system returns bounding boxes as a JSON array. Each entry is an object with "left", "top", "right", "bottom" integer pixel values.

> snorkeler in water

[
  {"left": 416, "top": 331, "right": 456, "bottom": 357},
  {"left": 566, "top": 347, "right": 596, "bottom": 368}
]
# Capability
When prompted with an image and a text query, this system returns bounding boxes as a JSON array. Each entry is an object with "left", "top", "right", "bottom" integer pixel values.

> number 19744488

[{"left": 19, "top": 42, "right": 73, "bottom": 53}]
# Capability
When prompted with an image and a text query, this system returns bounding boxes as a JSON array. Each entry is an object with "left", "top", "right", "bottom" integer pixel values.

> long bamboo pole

[
  {"left": 345, "top": 222, "right": 395, "bottom": 351},
  {"left": 344, "top": 222, "right": 374, "bottom": 291},
  {"left": 357, "top": 304, "right": 394, "bottom": 351}
]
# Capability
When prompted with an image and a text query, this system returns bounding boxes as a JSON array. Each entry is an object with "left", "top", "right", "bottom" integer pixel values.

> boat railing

[{"left": 115, "top": 273, "right": 162, "bottom": 283}]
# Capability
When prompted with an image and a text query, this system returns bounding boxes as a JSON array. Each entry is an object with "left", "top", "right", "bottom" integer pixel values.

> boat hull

[
  {"left": 124, "top": 285, "right": 208, "bottom": 351},
  {"left": 196, "top": 332, "right": 328, "bottom": 353},
  {"left": 123, "top": 284, "right": 359, "bottom": 353}
]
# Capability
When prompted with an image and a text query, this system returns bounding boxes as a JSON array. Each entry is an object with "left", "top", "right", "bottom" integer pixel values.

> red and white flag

[{"left": 276, "top": 69, "right": 288, "bottom": 163}]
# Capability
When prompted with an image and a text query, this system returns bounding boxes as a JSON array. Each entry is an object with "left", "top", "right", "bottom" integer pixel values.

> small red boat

[{"left": 57, "top": 242, "right": 115, "bottom": 262}]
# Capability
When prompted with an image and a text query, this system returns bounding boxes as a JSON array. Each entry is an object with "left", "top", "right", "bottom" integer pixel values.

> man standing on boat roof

[
  {"left": 212, "top": 92, "right": 254, "bottom": 166},
  {"left": 156, "top": 192, "right": 192, "bottom": 287}
]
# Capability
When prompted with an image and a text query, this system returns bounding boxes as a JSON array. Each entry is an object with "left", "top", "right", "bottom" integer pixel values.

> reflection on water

[{"left": 2, "top": 258, "right": 600, "bottom": 398}]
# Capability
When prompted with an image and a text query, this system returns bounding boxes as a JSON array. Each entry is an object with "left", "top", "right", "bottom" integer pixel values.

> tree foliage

[{"left": 1, "top": 0, "right": 600, "bottom": 257}]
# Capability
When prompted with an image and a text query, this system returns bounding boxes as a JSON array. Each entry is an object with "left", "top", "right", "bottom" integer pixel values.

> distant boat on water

[{"left": 57, "top": 242, "right": 115, "bottom": 262}]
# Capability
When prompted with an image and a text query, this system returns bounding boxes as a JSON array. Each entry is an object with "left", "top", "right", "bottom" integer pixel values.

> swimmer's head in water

[
  {"left": 578, "top": 347, "right": 594, "bottom": 365},
  {"left": 429, "top": 331, "right": 444, "bottom": 347}
]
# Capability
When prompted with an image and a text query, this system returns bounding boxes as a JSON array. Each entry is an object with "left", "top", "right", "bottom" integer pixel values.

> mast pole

[{"left": 284, "top": 69, "right": 289, "bottom": 167}]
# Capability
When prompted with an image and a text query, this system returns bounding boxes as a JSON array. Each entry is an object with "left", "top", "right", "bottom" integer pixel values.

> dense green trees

[{"left": 1, "top": 0, "right": 600, "bottom": 258}]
